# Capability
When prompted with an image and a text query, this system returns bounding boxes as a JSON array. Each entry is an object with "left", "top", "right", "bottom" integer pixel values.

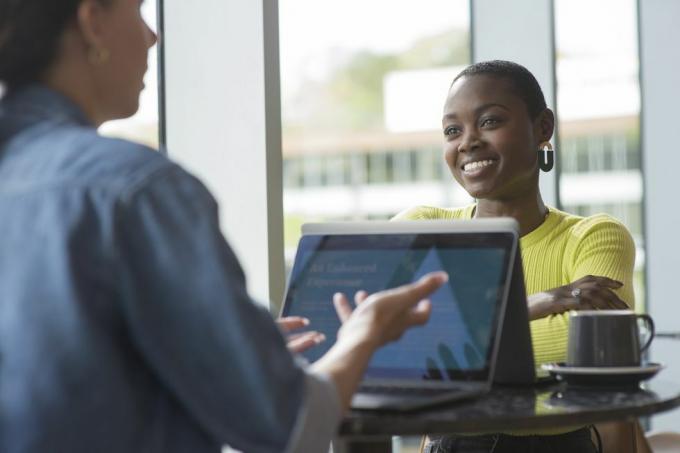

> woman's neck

[
  {"left": 43, "top": 71, "right": 103, "bottom": 127},
  {"left": 41, "top": 31, "right": 107, "bottom": 127},
  {"left": 474, "top": 191, "right": 548, "bottom": 236}
]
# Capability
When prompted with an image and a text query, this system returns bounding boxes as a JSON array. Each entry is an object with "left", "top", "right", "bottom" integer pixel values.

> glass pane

[
  {"left": 555, "top": 0, "right": 645, "bottom": 309},
  {"left": 280, "top": 0, "right": 471, "bottom": 265},
  {"left": 99, "top": 1, "right": 159, "bottom": 149}
]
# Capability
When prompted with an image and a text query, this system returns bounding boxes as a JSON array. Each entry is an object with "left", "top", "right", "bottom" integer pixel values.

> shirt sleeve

[
  {"left": 392, "top": 206, "right": 426, "bottom": 220},
  {"left": 567, "top": 214, "right": 636, "bottom": 308},
  {"left": 285, "top": 372, "right": 342, "bottom": 453},
  {"left": 529, "top": 215, "right": 637, "bottom": 365},
  {"left": 113, "top": 164, "right": 339, "bottom": 453}
]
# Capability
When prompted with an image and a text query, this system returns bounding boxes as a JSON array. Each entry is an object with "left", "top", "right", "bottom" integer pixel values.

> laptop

[{"left": 281, "top": 218, "right": 536, "bottom": 411}]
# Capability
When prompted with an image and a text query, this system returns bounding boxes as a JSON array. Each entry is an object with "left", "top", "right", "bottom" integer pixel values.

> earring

[
  {"left": 88, "top": 47, "right": 110, "bottom": 66},
  {"left": 538, "top": 141, "right": 554, "bottom": 172}
]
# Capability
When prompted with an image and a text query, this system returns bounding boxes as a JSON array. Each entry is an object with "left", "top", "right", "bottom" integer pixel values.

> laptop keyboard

[{"left": 360, "top": 385, "right": 464, "bottom": 397}]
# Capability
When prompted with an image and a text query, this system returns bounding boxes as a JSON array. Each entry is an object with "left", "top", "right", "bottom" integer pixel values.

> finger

[
  {"left": 579, "top": 275, "right": 623, "bottom": 289},
  {"left": 333, "top": 292, "right": 354, "bottom": 323},
  {"left": 609, "top": 297, "right": 630, "bottom": 310},
  {"left": 378, "top": 298, "right": 433, "bottom": 344},
  {"left": 400, "top": 299, "right": 432, "bottom": 330},
  {"left": 354, "top": 290, "right": 369, "bottom": 305},
  {"left": 575, "top": 300, "right": 596, "bottom": 311},
  {"left": 602, "top": 289, "right": 630, "bottom": 309},
  {"left": 403, "top": 299, "right": 432, "bottom": 327},
  {"left": 586, "top": 290, "right": 623, "bottom": 310},
  {"left": 288, "top": 334, "right": 324, "bottom": 354},
  {"left": 571, "top": 287, "right": 607, "bottom": 310},
  {"left": 276, "top": 316, "right": 310, "bottom": 332},
  {"left": 288, "top": 332, "right": 326, "bottom": 353},
  {"left": 379, "top": 272, "right": 448, "bottom": 311},
  {"left": 286, "top": 331, "right": 317, "bottom": 342}
]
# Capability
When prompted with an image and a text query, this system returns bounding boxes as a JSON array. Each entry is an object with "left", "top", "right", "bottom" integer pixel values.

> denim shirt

[{"left": 0, "top": 86, "right": 340, "bottom": 453}]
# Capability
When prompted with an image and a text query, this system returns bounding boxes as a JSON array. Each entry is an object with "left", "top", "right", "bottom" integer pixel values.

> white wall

[
  {"left": 639, "top": 0, "right": 680, "bottom": 431},
  {"left": 162, "top": 0, "right": 285, "bottom": 308}
]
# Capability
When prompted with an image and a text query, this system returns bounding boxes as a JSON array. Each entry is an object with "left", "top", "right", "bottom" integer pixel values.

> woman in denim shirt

[{"left": 0, "top": 1, "right": 448, "bottom": 452}]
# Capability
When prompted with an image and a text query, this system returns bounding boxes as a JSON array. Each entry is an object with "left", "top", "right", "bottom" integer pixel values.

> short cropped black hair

[
  {"left": 0, "top": 0, "right": 110, "bottom": 90},
  {"left": 452, "top": 60, "right": 547, "bottom": 120}
]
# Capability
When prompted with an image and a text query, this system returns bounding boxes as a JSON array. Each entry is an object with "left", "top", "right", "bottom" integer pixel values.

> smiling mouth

[{"left": 462, "top": 159, "right": 497, "bottom": 173}]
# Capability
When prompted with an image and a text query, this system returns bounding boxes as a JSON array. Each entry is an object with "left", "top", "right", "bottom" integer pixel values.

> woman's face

[
  {"left": 442, "top": 75, "right": 550, "bottom": 201},
  {"left": 92, "top": 0, "right": 157, "bottom": 119}
]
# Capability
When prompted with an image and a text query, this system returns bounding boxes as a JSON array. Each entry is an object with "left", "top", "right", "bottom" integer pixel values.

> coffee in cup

[{"left": 567, "top": 310, "right": 655, "bottom": 367}]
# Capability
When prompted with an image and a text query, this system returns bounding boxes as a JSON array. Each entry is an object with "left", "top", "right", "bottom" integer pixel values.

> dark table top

[{"left": 339, "top": 379, "right": 680, "bottom": 438}]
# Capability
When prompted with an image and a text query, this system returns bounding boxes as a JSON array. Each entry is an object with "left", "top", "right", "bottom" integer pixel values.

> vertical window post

[{"left": 162, "top": 0, "right": 284, "bottom": 308}]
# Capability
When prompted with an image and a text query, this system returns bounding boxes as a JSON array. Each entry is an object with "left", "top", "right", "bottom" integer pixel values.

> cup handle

[{"left": 636, "top": 314, "right": 655, "bottom": 353}]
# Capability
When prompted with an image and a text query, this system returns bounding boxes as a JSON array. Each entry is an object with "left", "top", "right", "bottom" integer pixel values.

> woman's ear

[
  {"left": 535, "top": 108, "right": 555, "bottom": 143},
  {"left": 75, "top": 0, "right": 108, "bottom": 51}
]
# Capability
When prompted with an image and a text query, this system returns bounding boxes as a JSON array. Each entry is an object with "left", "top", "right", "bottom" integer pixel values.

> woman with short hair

[{"left": 396, "top": 60, "right": 637, "bottom": 453}]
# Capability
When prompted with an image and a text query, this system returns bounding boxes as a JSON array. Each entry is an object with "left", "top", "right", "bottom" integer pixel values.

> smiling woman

[
  {"left": 395, "top": 60, "right": 636, "bottom": 453},
  {"left": 441, "top": 62, "right": 554, "bottom": 213}
]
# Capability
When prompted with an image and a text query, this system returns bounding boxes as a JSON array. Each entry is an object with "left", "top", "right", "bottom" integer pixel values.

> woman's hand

[
  {"left": 527, "top": 275, "right": 629, "bottom": 320},
  {"left": 311, "top": 272, "right": 446, "bottom": 410},
  {"left": 276, "top": 316, "right": 326, "bottom": 354},
  {"left": 331, "top": 273, "right": 445, "bottom": 348}
]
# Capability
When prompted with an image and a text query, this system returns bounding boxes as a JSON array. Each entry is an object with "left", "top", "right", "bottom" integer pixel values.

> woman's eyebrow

[
  {"left": 474, "top": 103, "right": 510, "bottom": 114},
  {"left": 443, "top": 103, "right": 510, "bottom": 121}
]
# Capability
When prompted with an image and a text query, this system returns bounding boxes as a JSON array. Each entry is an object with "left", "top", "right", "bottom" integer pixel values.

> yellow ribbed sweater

[
  {"left": 395, "top": 205, "right": 636, "bottom": 436},
  {"left": 394, "top": 204, "right": 636, "bottom": 366}
]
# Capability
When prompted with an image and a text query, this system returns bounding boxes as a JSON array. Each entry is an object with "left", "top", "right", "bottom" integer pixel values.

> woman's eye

[
  {"left": 444, "top": 126, "right": 460, "bottom": 137},
  {"left": 481, "top": 118, "right": 500, "bottom": 127}
]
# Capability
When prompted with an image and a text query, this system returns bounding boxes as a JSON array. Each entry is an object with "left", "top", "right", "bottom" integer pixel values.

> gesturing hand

[
  {"left": 310, "top": 272, "right": 448, "bottom": 411},
  {"left": 331, "top": 272, "right": 448, "bottom": 349},
  {"left": 528, "top": 275, "right": 628, "bottom": 320},
  {"left": 276, "top": 316, "right": 326, "bottom": 354}
]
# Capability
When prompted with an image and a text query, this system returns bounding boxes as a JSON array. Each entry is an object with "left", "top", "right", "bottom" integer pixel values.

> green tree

[{"left": 283, "top": 28, "right": 469, "bottom": 134}]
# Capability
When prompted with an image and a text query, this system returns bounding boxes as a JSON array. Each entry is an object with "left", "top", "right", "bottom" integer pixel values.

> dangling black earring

[{"left": 538, "top": 141, "right": 554, "bottom": 172}]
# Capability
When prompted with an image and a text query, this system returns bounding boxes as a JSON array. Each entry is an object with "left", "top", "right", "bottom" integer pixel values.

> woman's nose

[
  {"left": 147, "top": 25, "right": 158, "bottom": 48},
  {"left": 457, "top": 131, "right": 481, "bottom": 153}
]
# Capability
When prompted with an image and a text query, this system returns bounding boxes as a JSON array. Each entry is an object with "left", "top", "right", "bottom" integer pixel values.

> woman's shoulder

[
  {"left": 76, "top": 130, "right": 172, "bottom": 172},
  {"left": 52, "top": 128, "right": 189, "bottom": 195},
  {"left": 549, "top": 207, "right": 635, "bottom": 249},
  {"left": 392, "top": 204, "right": 473, "bottom": 220},
  {"left": 563, "top": 210, "right": 631, "bottom": 238},
  {"left": 74, "top": 128, "right": 159, "bottom": 158}
]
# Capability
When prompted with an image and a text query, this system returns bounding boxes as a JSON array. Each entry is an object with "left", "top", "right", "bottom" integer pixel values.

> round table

[{"left": 334, "top": 378, "right": 680, "bottom": 453}]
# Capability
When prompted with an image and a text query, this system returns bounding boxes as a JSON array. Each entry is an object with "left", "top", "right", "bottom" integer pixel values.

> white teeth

[{"left": 463, "top": 159, "right": 495, "bottom": 172}]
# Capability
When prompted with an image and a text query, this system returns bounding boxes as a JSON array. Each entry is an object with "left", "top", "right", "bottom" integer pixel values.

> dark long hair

[{"left": 0, "top": 0, "right": 110, "bottom": 90}]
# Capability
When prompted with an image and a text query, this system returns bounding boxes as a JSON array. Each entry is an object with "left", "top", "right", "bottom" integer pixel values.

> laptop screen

[{"left": 282, "top": 230, "right": 515, "bottom": 382}]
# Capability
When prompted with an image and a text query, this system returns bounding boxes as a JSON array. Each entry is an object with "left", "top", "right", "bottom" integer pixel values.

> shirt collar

[{"left": 1, "top": 84, "right": 92, "bottom": 128}]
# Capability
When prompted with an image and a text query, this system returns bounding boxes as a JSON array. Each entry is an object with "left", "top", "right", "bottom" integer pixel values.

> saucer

[{"left": 541, "top": 362, "right": 664, "bottom": 388}]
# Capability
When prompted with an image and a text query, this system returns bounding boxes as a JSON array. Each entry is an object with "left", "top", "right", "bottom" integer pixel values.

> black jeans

[{"left": 424, "top": 426, "right": 599, "bottom": 453}]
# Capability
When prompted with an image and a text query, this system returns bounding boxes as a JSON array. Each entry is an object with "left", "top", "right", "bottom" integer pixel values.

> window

[
  {"left": 555, "top": 0, "right": 645, "bottom": 308},
  {"left": 280, "top": 0, "right": 471, "bottom": 263}
]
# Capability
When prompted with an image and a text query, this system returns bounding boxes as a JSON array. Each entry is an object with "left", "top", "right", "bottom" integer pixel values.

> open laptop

[{"left": 281, "top": 218, "right": 536, "bottom": 411}]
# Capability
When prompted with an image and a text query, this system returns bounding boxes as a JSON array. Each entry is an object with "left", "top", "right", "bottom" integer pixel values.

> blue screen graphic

[{"left": 283, "top": 235, "right": 508, "bottom": 380}]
